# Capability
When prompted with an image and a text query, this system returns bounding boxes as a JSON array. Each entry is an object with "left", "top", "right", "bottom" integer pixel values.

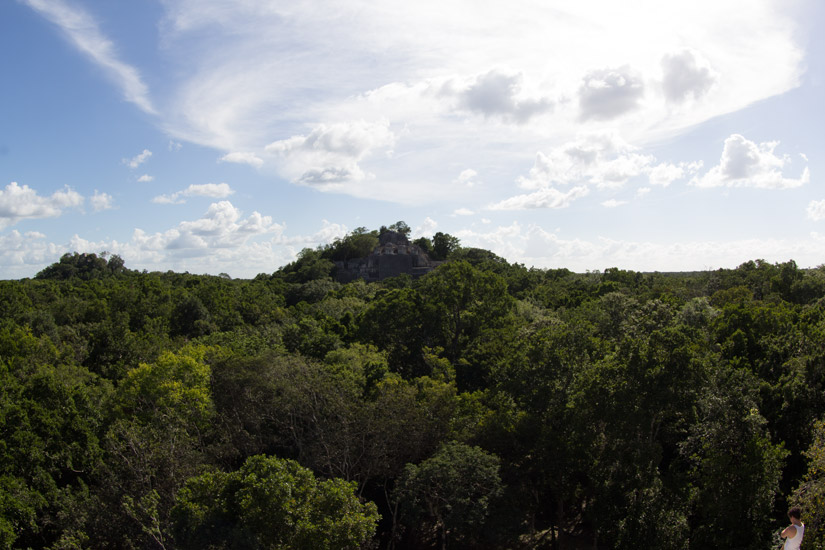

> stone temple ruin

[{"left": 334, "top": 231, "right": 442, "bottom": 283}]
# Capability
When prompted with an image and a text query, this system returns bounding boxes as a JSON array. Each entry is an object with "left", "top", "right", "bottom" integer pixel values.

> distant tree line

[{"left": 2, "top": 229, "right": 825, "bottom": 549}]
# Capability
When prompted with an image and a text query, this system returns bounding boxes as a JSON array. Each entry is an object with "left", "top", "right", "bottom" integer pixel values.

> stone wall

[{"left": 334, "top": 231, "right": 441, "bottom": 282}]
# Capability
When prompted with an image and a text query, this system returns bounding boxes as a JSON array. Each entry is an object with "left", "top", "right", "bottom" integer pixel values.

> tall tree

[{"left": 171, "top": 454, "right": 378, "bottom": 550}]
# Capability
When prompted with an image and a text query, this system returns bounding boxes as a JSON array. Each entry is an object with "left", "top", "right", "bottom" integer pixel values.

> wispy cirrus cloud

[
  {"left": 23, "top": 0, "right": 155, "bottom": 114},
  {"left": 151, "top": 0, "right": 803, "bottom": 201}
]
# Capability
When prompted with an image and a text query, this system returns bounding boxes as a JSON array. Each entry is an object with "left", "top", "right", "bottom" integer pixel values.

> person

[{"left": 780, "top": 506, "right": 804, "bottom": 550}]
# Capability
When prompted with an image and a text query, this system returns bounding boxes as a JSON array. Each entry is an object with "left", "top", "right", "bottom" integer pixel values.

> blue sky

[{"left": 1, "top": 0, "right": 823, "bottom": 278}]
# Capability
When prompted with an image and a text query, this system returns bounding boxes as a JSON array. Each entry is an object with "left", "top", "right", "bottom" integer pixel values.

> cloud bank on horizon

[{"left": 1, "top": 0, "right": 822, "bottom": 278}]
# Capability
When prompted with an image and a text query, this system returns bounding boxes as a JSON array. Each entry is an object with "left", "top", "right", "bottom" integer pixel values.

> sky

[{"left": 1, "top": 0, "right": 823, "bottom": 279}]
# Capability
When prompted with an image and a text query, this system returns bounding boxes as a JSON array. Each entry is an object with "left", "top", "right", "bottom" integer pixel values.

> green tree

[
  {"left": 681, "top": 366, "right": 787, "bottom": 550},
  {"left": 418, "top": 261, "right": 515, "bottom": 390},
  {"left": 430, "top": 232, "right": 460, "bottom": 261},
  {"left": 789, "top": 418, "right": 825, "bottom": 549},
  {"left": 357, "top": 287, "right": 431, "bottom": 378},
  {"left": 394, "top": 441, "right": 502, "bottom": 550},
  {"left": 171, "top": 454, "right": 378, "bottom": 550},
  {"left": 94, "top": 346, "right": 218, "bottom": 547},
  {"left": 0, "top": 324, "right": 110, "bottom": 549},
  {"left": 382, "top": 221, "right": 411, "bottom": 237},
  {"left": 275, "top": 248, "right": 335, "bottom": 284},
  {"left": 35, "top": 252, "right": 131, "bottom": 280}
]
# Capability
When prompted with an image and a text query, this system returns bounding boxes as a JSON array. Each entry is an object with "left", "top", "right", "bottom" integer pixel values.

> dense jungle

[{"left": 3, "top": 223, "right": 825, "bottom": 550}]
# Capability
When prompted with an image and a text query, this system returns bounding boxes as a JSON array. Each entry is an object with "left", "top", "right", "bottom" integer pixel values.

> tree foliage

[
  {"left": 171, "top": 454, "right": 378, "bottom": 550},
  {"left": 2, "top": 244, "right": 825, "bottom": 549}
]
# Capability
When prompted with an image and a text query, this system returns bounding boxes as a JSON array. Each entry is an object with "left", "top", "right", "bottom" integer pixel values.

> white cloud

[
  {"left": 414, "top": 217, "right": 438, "bottom": 238},
  {"left": 220, "top": 151, "right": 264, "bottom": 168},
  {"left": 578, "top": 66, "right": 645, "bottom": 121},
  {"left": 453, "top": 208, "right": 474, "bottom": 216},
  {"left": 661, "top": 50, "right": 716, "bottom": 104},
  {"left": 153, "top": 183, "right": 234, "bottom": 204},
  {"left": 125, "top": 149, "right": 153, "bottom": 169},
  {"left": 455, "top": 70, "right": 553, "bottom": 123},
  {"left": 692, "top": 134, "right": 809, "bottom": 189},
  {"left": 601, "top": 199, "right": 627, "bottom": 208},
  {"left": 0, "top": 230, "right": 62, "bottom": 279},
  {"left": 0, "top": 182, "right": 83, "bottom": 228},
  {"left": 23, "top": 0, "right": 155, "bottom": 114},
  {"left": 149, "top": 0, "right": 802, "bottom": 194},
  {"left": 455, "top": 224, "right": 825, "bottom": 273},
  {"left": 265, "top": 120, "right": 395, "bottom": 188},
  {"left": 91, "top": 190, "right": 114, "bottom": 211},
  {"left": 168, "top": 140, "right": 183, "bottom": 151},
  {"left": 135, "top": 201, "right": 278, "bottom": 252},
  {"left": 489, "top": 186, "right": 590, "bottom": 211},
  {"left": 648, "top": 161, "right": 703, "bottom": 187},
  {"left": 454, "top": 169, "right": 479, "bottom": 187},
  {"left": 807, "top": 200, "right": 825, "bottom": 222},
  {"left": 518, "top": 133, "right": 655, "bottom": 190},
  {"left": 138, "top": 174, "right": 154, "bottom": 183},
  {"left": 0, "top": 215, "right": 366, "bottom": 278}
]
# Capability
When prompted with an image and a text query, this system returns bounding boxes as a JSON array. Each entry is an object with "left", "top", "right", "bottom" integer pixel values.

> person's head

[{"left": 788, "top": 506, "right": 802, "bottom": 521}]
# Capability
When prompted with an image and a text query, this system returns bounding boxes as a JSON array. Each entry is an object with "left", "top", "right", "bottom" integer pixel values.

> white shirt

[{"left": 783, "top": 522, "right": 804, "bottom": 550}]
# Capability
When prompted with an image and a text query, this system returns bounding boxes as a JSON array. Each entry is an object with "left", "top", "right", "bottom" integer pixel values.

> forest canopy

[{"left": 3, "top": 228, "right": 825, "bottom": 549}]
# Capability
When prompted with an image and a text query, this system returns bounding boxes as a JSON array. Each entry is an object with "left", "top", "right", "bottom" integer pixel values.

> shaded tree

[{"left": 171, "top": 454, "right": 379, "bottom": 550}]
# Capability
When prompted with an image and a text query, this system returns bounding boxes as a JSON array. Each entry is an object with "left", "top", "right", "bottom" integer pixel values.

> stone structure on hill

[{"left": 334, "top": 231, "right": 442, "bottom": 283}]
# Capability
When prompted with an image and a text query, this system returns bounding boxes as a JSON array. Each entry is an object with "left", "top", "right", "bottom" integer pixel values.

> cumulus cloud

[
  {"left": 692, "top": 134, "right": 809, "bottom": 189},
  {"left": 125, "top": 149, "right": 153, "bottom": 169},
  {"left": 579, "top": 66, "right": 645, "bottom": 121},
  {"left": 0, "top": 230, "right": 62, "bottom": 278},
  {"left": 0, "top": 182, "right": 83, "bottom": 228},
  {"left": 661, "top": 50, "right": 716, "bottom": 104},
  {"left": 23, "top": 0, "right": 155, "bottom": 114},
  {"left": 454, "top": 223, "right": 825, "bottom": 274},
  {"left": 453, "top": 208, "right": 474, "bottom": 216},
  {"left": 135, "top": 201, "right": 277, "bottom": 253},
  {"left": 648, "top": 161, "right": 703, "bottom": 187},
  {"left": 138, "top": 174, "right": 154, "bottom": 183},
  {"left": 220, "top": 151, "right": 264, "bottom": 168},
  {"left": 0, "top": 215, "right": 365, "bottom": 278},
  {"left": 91, "top": 190, "right": 114, "bottom": 211},
  {"left": 807, "top": 200, "right": 825, "bottom": 222},
  {"left": 454, "top": 169, "right": 480, "bottom": 187},
  {"left": 153, "top": 183, "right": 234, "bottom": 204},
  {"left": 265, "top": 120, "right": 395, "bottom": 187},
  {"left": 500, "top": 132, "right": 705, "bottom": 209},
  {"left": 601, "top": 199, "right": 627, "bottom": 208},
  {"left": 456, "top": 70, "right": 553, "bottom": 123},
  {"left": 518, "top": 133, "right": 655, "bottom": 190},
  {"left": 488, "top": 186, "right": 590, "bottom": 210}
]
